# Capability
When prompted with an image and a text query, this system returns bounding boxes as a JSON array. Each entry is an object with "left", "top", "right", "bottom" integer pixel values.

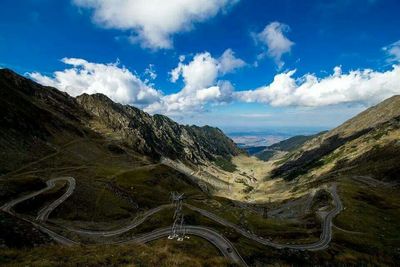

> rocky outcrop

[{"left": 76, "top": 93, "right": 242, "bottom": 165}]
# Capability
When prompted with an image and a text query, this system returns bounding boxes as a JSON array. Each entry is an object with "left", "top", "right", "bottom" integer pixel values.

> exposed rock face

[{"left": 76, "top": 93, "right": 242, "bottom": 165}]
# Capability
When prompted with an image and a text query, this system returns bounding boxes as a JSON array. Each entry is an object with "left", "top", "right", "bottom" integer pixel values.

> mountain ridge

[
  {"left": 76, "top": 92, "right": 242, "bottom": 165},
  {"left": 0, "top": 68, "right": 241, "bottom": 174}
]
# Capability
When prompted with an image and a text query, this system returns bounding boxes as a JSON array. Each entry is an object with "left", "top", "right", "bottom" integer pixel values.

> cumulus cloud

[
  {"left": 29, "top": 56, "right": 400, "bottom": 119},
  {"left": 145, "top": 80, "right": 234, "bottom": 114},
  {"left": 29, "top": 51, "right": 243, "bottom": 114},
  {"left": 255, "top": 22, "right": 294, "bottom": 69},
  {"left": 383, "top": 40, "right": 400, "bottom": 63},
  {"left": 170, "top": 49, "right": 245, "bottom": 87},
  {"left": 218, "top": 49, "right": 246, "bottom": 74},
  {"left": 73, "top": 0, "right": 238, "bottom": 49},
  {"left": 170, "top": 52, "right": 219, "bottom": 89},
  {"left": 146, "top": 49, "right": 243, "bottom": 114},
  {"left": 235, "top": 65, "right": 400, "bottom": 107},
  {"left": 29, "top": 58, "right": 162, "bottom": 106}
]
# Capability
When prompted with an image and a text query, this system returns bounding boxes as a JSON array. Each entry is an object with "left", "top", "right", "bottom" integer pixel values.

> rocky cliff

[{"left": 76, "top": 93, "right": 241, "bottom": 165}]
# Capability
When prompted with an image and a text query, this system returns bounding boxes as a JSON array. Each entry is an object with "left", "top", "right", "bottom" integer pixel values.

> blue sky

[{"left": 1, "top": 0, "right": 400, "bottom": 133}]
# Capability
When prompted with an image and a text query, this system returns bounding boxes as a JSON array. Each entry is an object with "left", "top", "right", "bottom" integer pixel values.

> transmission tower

[{"left": 168, "top": 192, "right": 189, "bottom": 241}]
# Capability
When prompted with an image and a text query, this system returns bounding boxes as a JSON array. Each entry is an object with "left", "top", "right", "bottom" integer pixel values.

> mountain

[
  {"left": 76, "top": 93, "right": 241, "bottom": 165},
  {"left": 0, "top": 68, "right": 241, "bottom": 174},
  {"left": 267, "top": 132, "right": 326, "bottom": 152},
  {"left": 252, "top": 132, "right": 325, "bottom": 161},
  {"left": 271, "top": 95, "right": 400, "bottom": 181},
  {"left": 243, "top": 146, "right": 267, "bottom": 155}
]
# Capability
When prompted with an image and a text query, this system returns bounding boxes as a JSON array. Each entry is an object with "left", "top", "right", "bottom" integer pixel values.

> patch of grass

[
  {"left": 275, "top": 151, "right": 296, "bottom": 165},
  {"left": 113, "top": 165, "right": 206, "bottom": 209},
  {"left": 337, "top": 141, "right": 400, "bottom": 182},
  {"left": 255, "top": 150, "right": 276, "bottom": 161},
  {"left": 0, "top": 242, "right": 232, "bottom": 267},
  {"left": 0, "top": 211, "right": 53, "bottom": 248},
  {"left": 214, "top": 156, "right": 237, "bottom": 172},
  {"left": 0, "top": 177, "right": 45, "bottom": 205},
  {"left": 51, "top": 180, "right": 137, "bottom": 221},
  {"left": 330, "top": 178, "right": 400, "bottom": 263},
  {"left": 14, "top": 182, "right": 68, "bottom": 216}
]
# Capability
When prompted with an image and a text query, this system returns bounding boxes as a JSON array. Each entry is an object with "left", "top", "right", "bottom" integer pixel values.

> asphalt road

[
  {"left": 120, "top": 225, "right": 248, "bottom": 266},
  {"left": 186, "top": 184, "right": 343, "bottom": 251},
  {"left": 0, "top": 177, "right": 75, "bottom": 218},
  {"left": 36, "top": 177, "right": 76, "bottom": 222},
  {"left": 284, "top": 184, "right": 343, "bottom": 250},
  {"left": 66, "top": 204, "right": 173, "bottom": 236}
]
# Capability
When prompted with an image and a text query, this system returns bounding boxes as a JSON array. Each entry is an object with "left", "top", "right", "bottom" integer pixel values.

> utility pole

[{"left": 168, "top": 192, "right": 189, "bottom": 241}]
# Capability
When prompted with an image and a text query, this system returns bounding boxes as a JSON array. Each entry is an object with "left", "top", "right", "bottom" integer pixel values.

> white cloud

[
  {"left": 255, "top": 22, "right": 294, "bottom": 69},
  {"left": 29, "top": 58, "right": 162, "bottom": 106},
  {"left": 73, "top": 0, "right": 238, "bottom": 49},
  {"left": 235, "top": 65, "right": 400, "bottom": 107},
  {"left": 383, "top": 40, "right": 400, "bottom": 63},
  {"left": 28, "top": 50, "right": 243, "bottom": 115},
  {"left": 196, "top": 86, "right": 221, "bottom": 101},
  {"left": 170, "top": 52, "right": 219, "bottom": 90},
  {"left": 29, "top": 55, "right": 400, "bottom": 122},
  {"left": 146, "top": 50, "right": 243, "bottom": 114},
  {"left": 169, "top": 49, "right": 245, "bottom": 88},
  {"left": 218, "top": 48, "right": 246, "bottom": 74},
  {"left": 145, "top": 80, "right": 234, "bottom": 114}
]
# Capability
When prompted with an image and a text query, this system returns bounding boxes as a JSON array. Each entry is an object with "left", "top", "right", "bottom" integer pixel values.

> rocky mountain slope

[
  {"left": 0, "top": 69, "right": 241, "bottom": 174},
  {"left": 271, "top": 95, "right": 400, "bottom": 181},
  {"left": 76, "top": 93, "right": 241, "bottom": 165}
]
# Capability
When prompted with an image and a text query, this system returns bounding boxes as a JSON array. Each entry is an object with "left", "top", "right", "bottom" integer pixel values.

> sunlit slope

[{"left": 271, "top": 95, "right": 400, "bottom": 181}]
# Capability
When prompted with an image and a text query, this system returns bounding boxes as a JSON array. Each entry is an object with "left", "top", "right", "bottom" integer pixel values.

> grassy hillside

[
  {"left": 268, "top": 132, "right": 326, "bottom": 152},
  {"left": 272, "top": 95, "right": 400, "bottom": 180},
  {"left": 0, "top": 239, "right": 231, "bottom": 267},
  {"left": 253, "top": 132, "right": 325, "bottom": 162}
]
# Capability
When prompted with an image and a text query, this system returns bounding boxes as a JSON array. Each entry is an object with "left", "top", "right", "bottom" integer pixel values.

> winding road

[
  {"left": 0, "top": 177, "right": 75, "bottom": 217},
  {"left": 184, "top": 185, "right": 342, "bottom": 251},
  {"left": 65, "top": 204, "right": 173, "bottom": 237},
  {"left": 1, "top": 176, "right": 343, "bottom": 266},
  {"left": 36, "top": 177, "right": 76, "bottom": 222},
  {"left": 120, "top": 226, "right": 247, "bottom": 266}
]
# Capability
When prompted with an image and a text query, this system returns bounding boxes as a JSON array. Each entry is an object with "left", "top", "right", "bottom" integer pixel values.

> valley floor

[{"left": 1, "top": 137, "right": 399, "bottom": 266}]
